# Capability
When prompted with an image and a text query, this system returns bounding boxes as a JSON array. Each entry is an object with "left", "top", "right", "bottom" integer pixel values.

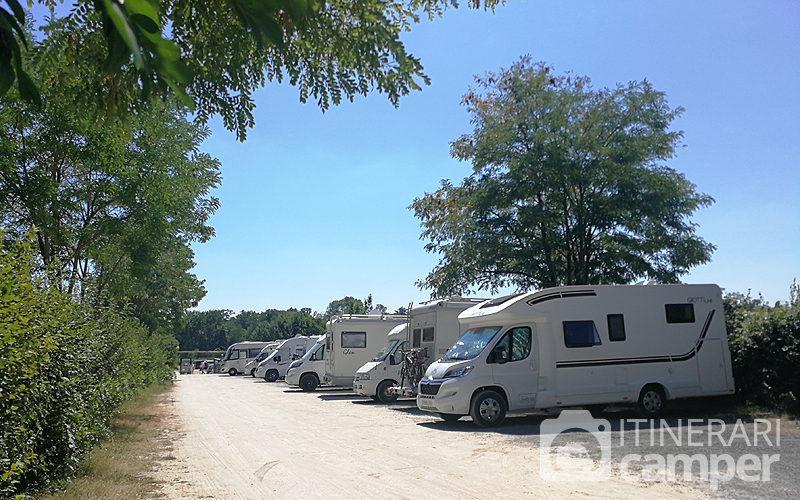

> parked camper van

[
  {"left": 353, "top": 324, "right": 407, "bottom": 402},
  {"left": 285, "top": 334, "right": 328, "bottom": 391},
  {"left": 245, "top": 341, "right": 283, "bottom": 377},
  {"left": 255, "top": 336, "right": 321, "bottom": 382},
  {"left": 417, "top": 284, "right": 736, "bottom": 427},
  {"left": 220, "top": 341, "right": 273, "bottom": 376},
  {"left": 323, "top": 312, "right": 406, "bottom": 388},
  {"left": 355, "top": 297, "right": 486, "bottom": 403}
]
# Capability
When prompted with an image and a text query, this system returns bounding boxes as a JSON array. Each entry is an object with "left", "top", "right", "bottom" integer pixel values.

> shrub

[{"left": 0, "top": 237, "right": 176, "bottom": 497}]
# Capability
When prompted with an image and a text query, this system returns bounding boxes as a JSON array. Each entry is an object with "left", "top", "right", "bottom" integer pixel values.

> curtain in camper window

[{"left": 341, "top": 332, "right": 367, "bottom": 348}]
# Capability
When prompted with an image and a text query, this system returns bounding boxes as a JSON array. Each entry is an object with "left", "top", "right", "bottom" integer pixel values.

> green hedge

[
  {"left": 0, "top": 238, "right": 177, "bottom": 497},
  {"left": 726, "top": 286, "right": 800, "bottom": 415}
]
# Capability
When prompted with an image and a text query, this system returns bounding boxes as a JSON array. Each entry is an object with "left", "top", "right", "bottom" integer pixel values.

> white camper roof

[{"left": 387, "top": 323, "right": 407, "bottom": 340}]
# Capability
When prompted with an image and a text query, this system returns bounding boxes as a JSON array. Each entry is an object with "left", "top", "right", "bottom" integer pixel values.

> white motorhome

[
  {"left": 285, "top": 334, "right": 328, "bottom": 391},
  {"left": 355, "top": 297, "right": 486, "bottom": 403},
  {"left": 220, "top": 341, "right": 273, "bottom": 376},
  {"left": 244, "top": 340, "right": 283, "bottom": 377},
  {"left": 255, "top": 336, "right": 321, "bottom": 382},
  {"left": 417, "top": 284, "right": 736, "bottom": 427},
  {"left": 323, "top": 312, "right": 406, "bottom": 388}
]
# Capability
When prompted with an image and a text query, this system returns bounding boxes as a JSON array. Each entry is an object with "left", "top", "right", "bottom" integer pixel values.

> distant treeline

[{"left": 176, "top": 309, "right": 326, "bottom": 351}]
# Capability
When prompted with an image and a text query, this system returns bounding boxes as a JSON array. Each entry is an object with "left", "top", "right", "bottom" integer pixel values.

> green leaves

[
  {"left": 0, "top": 0, "right": 41, "bottom": 106},
  {"left": 413, "top": 59, "right": 715, "bottom": 296}
]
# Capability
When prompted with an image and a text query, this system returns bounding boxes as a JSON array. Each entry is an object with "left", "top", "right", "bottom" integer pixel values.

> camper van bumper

[
  {"left": 285, "top": 367, "right": 300, "bottom": 386},
  {"left": 416, "top": 378, "right": 472, "bottom": 415},
  {"left": 323, "top": 374, "right": 354, "bottom": 388},
  {"left": 353, "top": 376, "right": 379, "bottom": 397}
]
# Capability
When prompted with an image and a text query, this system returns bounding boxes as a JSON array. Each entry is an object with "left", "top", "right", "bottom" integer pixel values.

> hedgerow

[
  {"left": 0, "top": 237, "right": 177, "bottom": 497},
  {"left": 725, "top": 283, "right": 800, "bottom": 415}
]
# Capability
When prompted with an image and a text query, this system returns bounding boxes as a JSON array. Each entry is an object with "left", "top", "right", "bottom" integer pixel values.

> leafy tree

[
  {"left": 323, "top": 296, "right": 366, "bottom": 320},
  {"left": 0, "top": 35, "right": 221, "bottom": 331},
  {"left": 5, "top": 0, "right": 502, "bottom": 140},
  {"left": 411, "top": 58, "right": 715, "bottom": 297}
]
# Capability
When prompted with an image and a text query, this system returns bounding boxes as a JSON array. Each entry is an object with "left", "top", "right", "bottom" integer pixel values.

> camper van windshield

[
  {"left": 442, "top": 327, "right": 502, "bottom": 361},
  {"left": 372, "top": 340, "right": 400, "bottom": 362}
]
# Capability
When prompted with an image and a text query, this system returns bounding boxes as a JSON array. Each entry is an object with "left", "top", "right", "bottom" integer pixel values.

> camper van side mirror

[
  {"left": 493, "top": 346, "right": 508, "bottom": 364},
  {"left": 274, "top": 355, "right": 281, "bottom": 363}
]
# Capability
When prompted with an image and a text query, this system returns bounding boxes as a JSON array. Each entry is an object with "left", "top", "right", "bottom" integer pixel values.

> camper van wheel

[
  {"left": 250, "top": 369, "right": 256, "bottom": 377},
  {"left": 439, "top": 413, "right": 461, "bottom": 422},
  {"left": 470, "top": 390, "right": 506, "bottom": 427},
  {"left": 228, "top": 368, "right": 237, "bottom": 377},
  {"left": 265, "top": 370, "right": 279, "bottom": 383},
  {"left": 637, "top": 384, "right": 666, "bottom": 418},
  {"left": 299, "top": 373, "right": 318, "bottom": 392},
  {"left": 376, "top": 381, "right": 398, "bottom": 404}
]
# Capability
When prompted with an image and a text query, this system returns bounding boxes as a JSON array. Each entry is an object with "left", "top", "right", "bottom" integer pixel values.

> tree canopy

[
  {"left": 0, "top": 33, "right": 221, "bottom": 332},
  {"left": 2, "top": 0, "right": 502, "bottom": 141},
  {"left": 411, "top": 58, "right": 715, "bottom": 297}
]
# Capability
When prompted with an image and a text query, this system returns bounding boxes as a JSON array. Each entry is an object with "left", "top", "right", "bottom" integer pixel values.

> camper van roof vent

[
  {"left": 479, "top": 293, "right": 526, "bottom": 309},
  {"left": 526, "top": 289, "right": 597, "bottom": 306}
]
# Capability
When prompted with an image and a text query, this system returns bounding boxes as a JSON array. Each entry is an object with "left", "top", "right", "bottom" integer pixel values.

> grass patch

[{"left": 37, "top": 383, "right": 175, "bottom": 500}]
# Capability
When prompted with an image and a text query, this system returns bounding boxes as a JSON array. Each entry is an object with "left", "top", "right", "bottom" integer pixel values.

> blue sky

[{"left": 189, "top": 0, "right": 799, "bottom": 315}]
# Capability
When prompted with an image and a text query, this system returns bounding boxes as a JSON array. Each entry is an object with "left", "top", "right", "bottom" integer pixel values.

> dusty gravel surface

[{"left": 149, "top": 373, "right": 736, "bottom": 500}]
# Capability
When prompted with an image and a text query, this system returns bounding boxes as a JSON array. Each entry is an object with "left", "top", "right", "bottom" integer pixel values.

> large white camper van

[
  {"left": 417, "top": 284, "right": 735, "bottom": 427},
  {"left": 220, "top": 341, "right": 273, "bottom": 376},
  {"left": 354, "top": 297, "right": 486, "bottom": 402},
  {"left": 255, "top": 336, "right": 321, "bottom": 382},
  {"left": 285, "top": 334, "right": 328, "bottom": 391},
  {"left": 323, "top": 312, "right": 406, "bottom": 388}
]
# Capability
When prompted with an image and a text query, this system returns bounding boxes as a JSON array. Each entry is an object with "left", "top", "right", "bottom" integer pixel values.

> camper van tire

[
  {"left": 228, "top": 368, "right": 237, "bottom": 376},
  {"left": 375, "top": 380, "right": 399, "bottom": 404},
  {"left": 265, "top": 369, "right": 280, "bottom": 382},
  {"left": 299, "top": 373, "right": 319, "bottom": 392},
  {"left": 438, "top": 413, "right": 461, "bottom": 422},
  {"left": 250, "top": 368, "right": 256, "bottom": 377},
  {"left": 469, "top": 389, "right": 507, "bottom": 427},
  {"left": 637, "top": 384, "right": 667, "bottom": 418}
]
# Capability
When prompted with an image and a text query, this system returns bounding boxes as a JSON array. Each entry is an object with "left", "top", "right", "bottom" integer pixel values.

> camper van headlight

[
  {"left": 289, "top": 360, "right": 302, "bottom": 369},
  {"left": 359, "top": 372, "right": 370, "bottom": 380},
  {"left": 443, "top": 365, "right": 473, "bottom": 378}
]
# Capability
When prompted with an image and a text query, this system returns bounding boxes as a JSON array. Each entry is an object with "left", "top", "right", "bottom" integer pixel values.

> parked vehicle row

[{"left": 214, "top": 284, "right": 737, "bottom": 427}]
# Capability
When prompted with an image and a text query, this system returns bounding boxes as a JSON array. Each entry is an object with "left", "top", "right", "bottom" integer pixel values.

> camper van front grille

[{"left": 419, "top": 382, "right": 441, "bottom": 395}]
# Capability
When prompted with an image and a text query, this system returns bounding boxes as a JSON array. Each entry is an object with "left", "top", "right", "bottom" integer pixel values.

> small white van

[
  {"left": 285, "top": 334, "right": 328, "bottom": 391},
  {"left": 353, "top": 323, "right": 408, "bottom": 402},
  {"left": 244, "top": 341, "right": 283, "bottom": 376},
  {"left": 220, "top": 341, "right": 273, "bottom": 376},
  {"left": 255, "top": 336, "right": 321, "bottom": 382},
  {"left": 417, "top": 284, "right": 736, "bottom": 427}
]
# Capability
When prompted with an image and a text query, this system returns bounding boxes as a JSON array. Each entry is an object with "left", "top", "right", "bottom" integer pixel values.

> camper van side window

[
  {"left": 412, "top": 328, "right": 422, "bottom": 348},
  {"left": 422, "top": 326, "right": 435, "bottom": 343},
  {"left": 607, "top": 314, "right": 626, "bottom": 342},
  {"left": 248, "top": 349, "right": 261, "bottom": 358},
  {"left": 228, "top": 349, "right": 240, "bottom": 360},
  {"left": 563, "top": 321, "right": 602, "bottom": 348},
  {"left": 342, "top": 332, "right": 367, "bottom": 348},
  {"left": 665, "top": 304, "right": 695, "bottom": 324}
]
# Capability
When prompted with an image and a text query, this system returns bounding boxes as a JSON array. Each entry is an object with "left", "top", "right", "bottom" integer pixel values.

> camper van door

[{"left": 490, "top": 324, "right": 540, "bottom": 410}]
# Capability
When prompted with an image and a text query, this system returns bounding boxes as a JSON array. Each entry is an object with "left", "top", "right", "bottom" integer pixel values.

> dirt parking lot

[{"left": 151, "top": 373, "right": 796, "bottom": 499}]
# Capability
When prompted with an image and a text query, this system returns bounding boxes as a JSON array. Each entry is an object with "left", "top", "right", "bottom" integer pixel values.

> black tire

[
  {"left": 265, "top": 369, "right": 279, "bottom": 383},
  {"left": 439, "top": 413, "right": 461, "bottom": 422},
  {"left": 299, "top": 373, "right": 318, "bottom": 392},
  {"left": 470, "top": 390, "right": 506, "bottom": 427},
  {"left": 375, "top": 380, "right": 399, "bottom": 404},
  {"left": 250, "top": 369, "right": 255, "bottom": 377},
  {"left": 637, "top": 384, "right": 666, "bottom": 418},
  {"left": 228, "top": 368, "right": 237, "bottom": 376}
]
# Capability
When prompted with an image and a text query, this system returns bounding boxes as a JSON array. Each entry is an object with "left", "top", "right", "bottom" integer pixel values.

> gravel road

[{"left": 151, "top": 373, "right": 797, "bottom": 499}]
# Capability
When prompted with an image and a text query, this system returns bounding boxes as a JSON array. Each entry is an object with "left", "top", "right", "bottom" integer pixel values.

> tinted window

[
  {"left": 665, "top": 304, "right": 695, "bottom": 324},
  {"left": 228, "top": 349, "right": 240, "bottom": 360},
  {"left": 312, "top": 344, "right": 325, "bottom": 361},
  {"left": 422, "top": 326, "right": 434, "bottom": 343},
  {"left": 607, "top": 314, "right": 626, "bottom": 342},
  {"left": 342, "top": 331, "right": 367, "bottom": 348},
  {"left": 563, "top": 321, "right": 601, "bottom": 348}
]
